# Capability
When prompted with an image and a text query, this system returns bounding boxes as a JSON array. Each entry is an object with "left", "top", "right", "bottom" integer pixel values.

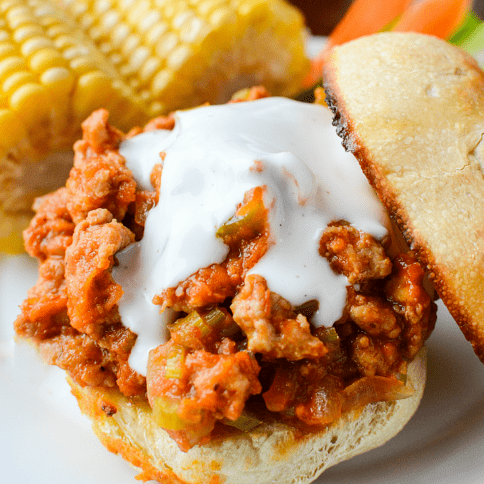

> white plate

[
  {"left": 2, "top": 252, "right": 484, "bottom": 484},
  {"left": 2, "top": 34, "right": 484, "bottom": 484}
]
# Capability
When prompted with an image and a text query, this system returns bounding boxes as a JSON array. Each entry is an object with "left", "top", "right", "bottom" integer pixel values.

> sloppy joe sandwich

[
  {"left": 14, "top": 83, "right": 436, "bottom": 483},
  {"left": 324, "top": 32, "right": 484, "bottom": 364}
]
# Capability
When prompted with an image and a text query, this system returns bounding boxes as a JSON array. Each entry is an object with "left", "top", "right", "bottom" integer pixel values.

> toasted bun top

[{"left": 324, "top": 32, "right": 484, "bottom": 363}]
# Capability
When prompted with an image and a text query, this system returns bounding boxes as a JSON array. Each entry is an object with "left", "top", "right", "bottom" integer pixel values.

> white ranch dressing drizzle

[{"left": 113, "top": 97, "right": 390, "bottom": 375}]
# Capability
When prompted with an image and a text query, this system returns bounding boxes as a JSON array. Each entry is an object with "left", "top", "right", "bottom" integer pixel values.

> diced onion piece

[
  {"left": 222, "top": 411, "right": 262, "bottom": 432},
  {"left": 342, "top": 375, "right": 414, "bottom": 413}
]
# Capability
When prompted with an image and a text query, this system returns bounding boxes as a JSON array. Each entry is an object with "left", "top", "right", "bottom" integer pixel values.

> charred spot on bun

[{"left": 15, "top": 41, "right": 458, "bottom": 483}]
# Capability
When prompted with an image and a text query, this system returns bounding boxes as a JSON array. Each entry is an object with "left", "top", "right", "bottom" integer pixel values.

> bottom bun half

[{"left": 68, "top": 348, "right": 426, "bottom": 484}]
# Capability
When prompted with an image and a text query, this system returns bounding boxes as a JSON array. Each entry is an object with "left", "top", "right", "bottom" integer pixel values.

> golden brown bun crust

[
  {"left": 324, "top": 32, "right": 484, "bottom": 363},
  {"left": 68, "top": 350, "right": 426, "bottom": 484}
]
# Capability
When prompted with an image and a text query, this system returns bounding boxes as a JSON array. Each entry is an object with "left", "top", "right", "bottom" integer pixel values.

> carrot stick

[
  {"left": 393, "top": 0, "right": 473, "bottom": 39},
  {"left": 329, "top": 0, "right": 414, "bottom": 46},
  {"left": 303, "top": 0, "right": 413, "bottom": 88}
]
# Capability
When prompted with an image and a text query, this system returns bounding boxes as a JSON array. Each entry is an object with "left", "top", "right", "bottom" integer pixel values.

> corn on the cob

[
  {"left": 56, "top": 0, "right": 310, "bottom": 116},
  {"left": 0, "top": 0, "right": 147, "bottom": 253}
]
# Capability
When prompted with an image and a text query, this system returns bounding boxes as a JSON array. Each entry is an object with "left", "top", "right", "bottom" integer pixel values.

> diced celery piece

[
  {"left": 164, "top": 344, "right": 186, "bottom": 379},
  {"left": 152, "top": 396, "right": 191, "bottom": 430},
  {"left": 216, "top": 196, "right": 265, "bottom": 240}
]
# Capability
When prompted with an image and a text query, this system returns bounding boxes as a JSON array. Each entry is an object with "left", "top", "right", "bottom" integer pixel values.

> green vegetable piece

[
  {"left": 318, "top": 326, "right": 340, "bottom": 344},
  {"left": 171, "top": 310, "right": 212, "bottom": 338},
  {"left": 164, "top": 344, "right": 187, "bottom": 379},
  {"left": 152, "top": 396, "right": 191, "bottom": 430},
  {"left": 203, "top": 307, "right": 225, "bottom": 328},
  {"left": 216, "top": 196, "right": 265, "bottom": 240}
]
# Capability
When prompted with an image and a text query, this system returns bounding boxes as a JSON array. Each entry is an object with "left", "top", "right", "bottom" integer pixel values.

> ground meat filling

[
  {"left": 65, "top": 208, "right": 134, "bottom": 336},
  {"left": 231, "top": 274, "right": 327, "bottom": 360},
  {"left": 14, "top": 110, "right": 163, "bottom": 397},
  {"left": 319, "top": 221, "right": 392, "bottom": 283},
  {"left": 15, "top": 91, "right": 436, "bottom": 454}
]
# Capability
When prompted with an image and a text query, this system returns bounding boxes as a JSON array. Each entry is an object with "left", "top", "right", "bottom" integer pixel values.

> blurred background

[{"left": 289, "top": 0, "right": 484, "bottom": 35}]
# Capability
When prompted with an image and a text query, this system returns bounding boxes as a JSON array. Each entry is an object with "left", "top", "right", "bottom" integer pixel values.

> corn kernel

[
  {"left": 46, "top": 23, "right": 72, "bottom": 39},
  {"left": 0, "top": 57, "right": 27, "bottom": 84},
  {"left": 54, "top": 34, "right": 79, "bottom": 51},
  {"left": 73, "top": 70, "right": 114, "bottom": 118},
  {"left": 66, "top": 1, "right": 88, "bottom": 19},
  {"left": 2, "top": 70, "right": 36, "bottom": 96},
  {"left": 144, "top": 22, "right": 168, "bottom": 46},
  {"left": 155, "top": 32, "right": 178, "bottom": 58},
  {"left": 209, "top": 6, "right": 236, "bottom": 28},
  {"left": 13, "top": 24, "right": 44, "bottom": 43},
  {"left": 166, "top": 44, "right": 191, "bottom": 70},
  {"left": 69, "top": 56, "right": 102, "bottom": 75},
  {"left": 128, "top": 0, "right": 151, "bottom": 24},
  {"left": 139, "top": 56, "right": 161, "bottom": 84},
  {"left": 7, "top": 11, "right": 35, "bottom": 30},
  {"left": 121, "top": 33, "right": 140, "bottom": 57},
  {"left": 139, "top": 11, "right": 161, "bottom": 33},
  {"left": 127, "top": 45, "right": 150, "bottom": 71},
  {"left": 196, "top": 0, "right": 226, "bottom": 17},
  {"left": 99, "top": 10, "right": 120, "bottom": 32},
  {"left": 29, "top": 48, "right": 68, "bottom": 72},
  {"left": 6, "top": 6, "right": 31, "bottom": 23},
  {"left": 0, "top": 0, "right": 18, "bottom": 15},
  {"left": 79, "top": 12, "right": 95, "bottom": 30},
  {"left": 163, "top": 1, "right": 190, "bottom": 21},
  {"left": 109, "top": 52, "right": 122, "bottom": 65},
  {"left": 0, "top": 43, "right": 16, "bottom": 60},
  {"left": 21, "top": 36, "right": 55, "bottom": 57},
  {"left": 9, "top": 82, "right": 51, "bottom": 122},
  {"left": 151, "top": 69, "right": 172, "bottom": 97},
  {"left": 110, "top": 22, "right": 130, "bottom": 48},
  {"left": 93, "top": 0, "right": 112, "bottom": 15},
  {"left": 63, "top": 44, "right": 90, "bottom": 60},
  {"left": 88, "top": 25, "right": 104, "bottom": 42},
  {"left": 98, "top": 41, "right": 111, "bottom": 55},
  {"left": 119, "top": 0, "right": 137, "bottom": 11},
  {"left": 31, "top": 3, "right": 58, "bottom": 18},
  {"left": 173, "top": 11, "right": 193, "bottom": 30},
  {"left": 37, "top": 14, "right": 63, "bottom": 29},
  {"left": 179, "top": 17, "right": 207, "bottom": 43},
  {"left": 148, "top": 100, "right": 166, "bottom": 117},
  {"left": 40, "top": 66, "right": 75, "bottom": 98}
]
